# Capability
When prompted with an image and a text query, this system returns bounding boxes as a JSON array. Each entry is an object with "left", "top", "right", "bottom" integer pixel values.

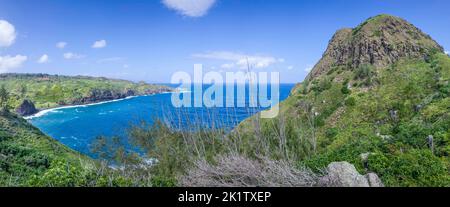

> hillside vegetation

[
  {"left": 234, "top": 15, "right": 450, "bottom": 186},
  {"left": 0, "top": 73, "right": 172, "bottom": 186},
  {"left": 0, "top": 111, "right": 88, "bottom": 186},
  {"left": 0, "top": 111, "right": 158, "bottom": 186},
  {"left": 1, "top": 14, "right": 448, "bottom": 187},
  {"left": 94, "top": 15, "right": 448, "bottom": 187},
  {"left": 0, "top": 73, "right": 172, "bottom": 112}
]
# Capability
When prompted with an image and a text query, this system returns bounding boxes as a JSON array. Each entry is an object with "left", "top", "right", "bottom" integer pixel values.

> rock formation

[
  {"left": 307, "top": 14, "right": 443, "bottom": 81},
  {"left": 16, "top": 100, "right": 38, "bottom": 116},
  {"left": 319, "top": 162, "right": 384, "bottom": 187}
]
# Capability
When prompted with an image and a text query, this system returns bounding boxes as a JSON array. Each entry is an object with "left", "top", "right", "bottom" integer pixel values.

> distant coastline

[
  {"left": 24, "top": 88, "right": 188, "bottom": 120},
  {"left": 1, "top": 73, "right": 177, "bottom": 117},
  {"left": 24, "top": 95, "right": 139, "bottom": 120}
]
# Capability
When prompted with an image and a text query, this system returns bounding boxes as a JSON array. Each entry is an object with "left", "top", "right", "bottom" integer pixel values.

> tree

[
  {"left": 355, "top": 64, "right": 375, "bottom": 86},
  {"left": 19, "top": 84, "right": 27, "bottom": 98},
  {"left": 0, "top": 85, "right": 10, "bottom": 111}
]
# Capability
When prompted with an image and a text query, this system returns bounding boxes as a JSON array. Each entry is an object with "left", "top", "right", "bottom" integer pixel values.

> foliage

[
  {"left": 235, "top": 53, "right": 450, "bottom": 186},
  {"left": 367, "top": 150, "right": 450, "bottom": 187},
  {"left": 0, "top": 73, "right": 172, "bottom": 110},
  {"left": 0, "top": 111, "right": 149, "bottom": 187},
  {"left": 0, "top": 85, "right": 9, "bottom": 110},
  {"left": 28, "top": 159, "right": 88, "bottom": 187},
  {"left": 354, "top": 64, "right": 375, "bottom": 86},
  {"left": 341, "top": 85, "right": 351, "bottom": 94},
  {"left": 2, "top": 52, "right": 450, "bottom": 187}
]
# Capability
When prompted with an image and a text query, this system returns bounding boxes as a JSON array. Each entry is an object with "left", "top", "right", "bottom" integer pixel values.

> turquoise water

[{"left": 28, "top": 84, "right": 294, "bottom": 157}]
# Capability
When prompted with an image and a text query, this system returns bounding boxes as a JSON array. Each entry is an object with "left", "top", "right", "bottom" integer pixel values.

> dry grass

[{"left": 179, "top": 153, "right": 318, "bottom": 187}]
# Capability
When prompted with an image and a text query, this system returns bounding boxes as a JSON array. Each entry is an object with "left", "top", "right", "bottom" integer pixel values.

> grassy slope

[
  {"left": 235, "top": 15, "right": 450, "bottom": 187},
  {"left": 236, "top": 53, "right": 450, "bottom": 187},
  {"left": 0, "top": 73, "right": 172, "bottom": 109},
  {"left": 0, "top": 111, "right": 154, "bottom": 187},
  {"left": 0, "top": 111, "right": 94, "bottom": 186},
  {"left": 0, "top": 74, "right": 169, "bottom": 186}
]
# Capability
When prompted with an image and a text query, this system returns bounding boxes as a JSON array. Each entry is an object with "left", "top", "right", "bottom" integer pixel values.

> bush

[
  {"left": 151, "top": 175, "right": 177, "bottom": 187},
  {"left": 304, "top": 136, "right": 382, "bottom": 173},
  {"left": 395, "top": 120, "right": 430, "bottom": 148},
  {"left": 28, "top": 159, "right": 88, "bottom": 187},
  {"left": 345, "top": 97, "right": 356, "bottom": 106},
  {"left": 354, "top": 64, "right": 375, "bottom": 86},
  {"left": 325, "top": 128, "right": 339, "bottom": 139},
  {"left": 341, "top": 85, "right": 351, "bottom": 94},
  {"left": 311, "top": 77, "right": 332, "bottom": 93},
  {"left": 355, "top": 64, "right": 374, "bottom": 79},
  {"left": 368, "top": 150, "right": 450, "bottom": 187}
]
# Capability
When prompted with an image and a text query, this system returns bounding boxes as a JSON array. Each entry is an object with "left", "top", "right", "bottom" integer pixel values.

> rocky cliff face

[
  {"left": 16, "top": 100, "right": 38, "bottom": 116},
  {"left": 307, "top": 14, "right": 443, "bottom": 81},
  {"left": 68, "top": 87, "right": 173, "bottom": 105}
]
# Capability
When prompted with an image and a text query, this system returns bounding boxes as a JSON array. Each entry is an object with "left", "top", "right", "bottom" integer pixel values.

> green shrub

[
  {"left": 368, "top": 150, "right": 450, "bottom": 187},
  {"left": 341, "top": 86, "right": 351, "bottom": 94},
  {"left": 354, "top": 64, "right": 375, "bottom": 86},
  {"left": 311, "top": 77, "right": 332, "bottom": 93},
  {"left": 355, "top": 64, "right": 374, "bottom": 79},
  {"left": 28, "top": 159, "right": 88, "bottom": 187},
  {"left": 345, "top": 97, "right": 356, "bottom": 106},
  {"left": 395, "top": 120, "right": 430, "bottom": 148},
  {"left": 325, "top": 128, "right": 339, "bottom": 139},
  {"left": 151, "top": 175, "right": 177, "bottom": 187},
  {"left": 373, "top": 30, "right": 382, "bottom": 37}
]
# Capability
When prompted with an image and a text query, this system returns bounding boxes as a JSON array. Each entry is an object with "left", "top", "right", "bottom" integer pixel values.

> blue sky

[{"left": 0, "top": 0, "right": 449, "bottom": 83}]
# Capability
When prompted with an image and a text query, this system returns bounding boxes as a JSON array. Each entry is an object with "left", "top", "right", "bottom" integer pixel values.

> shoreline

[
  {"left": 24, "top": 95, "right": 140, "bottom": 120},
  {"left": 24, "top": 88, "right": 190, "bottom": 120}
]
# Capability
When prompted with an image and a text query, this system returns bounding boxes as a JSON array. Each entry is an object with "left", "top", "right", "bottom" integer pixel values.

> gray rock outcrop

[
  {"left": 307, "top": 14, "right": 443, "bottom": 81},
  {"left": 319, "top": 161, "right": 383, "bottom": 187}
]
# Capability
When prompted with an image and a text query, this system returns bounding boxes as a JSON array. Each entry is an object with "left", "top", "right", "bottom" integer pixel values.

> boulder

[
  {"left": 319, "top": 161, "right": 383, "bottom": 187},
  {"left": 365, "top": 173, "right": 384, "bottom": 187},
  {"left": 15, "top": 100, "right": 38, "bottom": 116}
]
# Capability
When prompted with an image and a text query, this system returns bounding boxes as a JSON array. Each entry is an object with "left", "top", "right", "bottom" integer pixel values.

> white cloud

[
  {"left": 0, "top": 55, "right": 27, "bottom": 73},
  {"left": 193, "top": 51, "right": 282, "bottom": 69},
  {"left": 63, "top": 52, "right": 85, "bottom": 59},
  {"left": 92, "top": 40, "right": 107, "bottom": 48},
  {"left": 304, "top": 65, "right": 313, "bottom": 73},
  {"left": 287, "top": 65, "right": 294, "bottom": 70},
  {"left": 97, "top": 57, "right": 124, "bottom": 63},
  {"left": 162, "top": 0, "right": 216, "bottom": 17},
  {"left": 0, "top": 20, "right": 17, "bottom": 47},
  {"left": 445, "top": 51, "right": 449, "bottom": 55},
  {"left": 123, "top": 64, "right": 129, "bottom": 69},
  {"left": 37, "top": 54, "right": 49, "bottom": 63},
  {"left": 56, "top": 41, "right": 67, "bottom": 49},
  {"left": 220, "top": 63, "right": 235, "bottom": 69}
]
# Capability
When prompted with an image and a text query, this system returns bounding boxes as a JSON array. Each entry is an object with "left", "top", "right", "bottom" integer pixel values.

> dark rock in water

[{"left": 16, "top": 100, "right": 38, "bottom": 116}]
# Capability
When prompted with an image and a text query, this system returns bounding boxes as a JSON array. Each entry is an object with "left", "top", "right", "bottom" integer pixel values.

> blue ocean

[{"left": 28, "top": 84, "right": 294, "bottom": 157}]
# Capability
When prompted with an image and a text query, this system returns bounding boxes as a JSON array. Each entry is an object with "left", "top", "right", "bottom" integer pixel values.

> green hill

[
  {"left": 0, "top": 73, "right": 173, "bottom": 115},
  {"left": 0, "top": 111, "right": 155, "bottom": 186},
  {"left": 0, "top": 111, "right": 92, "bottom": 186},
  {"left": 236, "top": 15, "right": 450, "bottom": 186},
  {"left": 0, "top": 74, "right": 170, "bottom": 186},
  {"left": 1, "top": 14, "right": 449, "bottom": 187}
]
